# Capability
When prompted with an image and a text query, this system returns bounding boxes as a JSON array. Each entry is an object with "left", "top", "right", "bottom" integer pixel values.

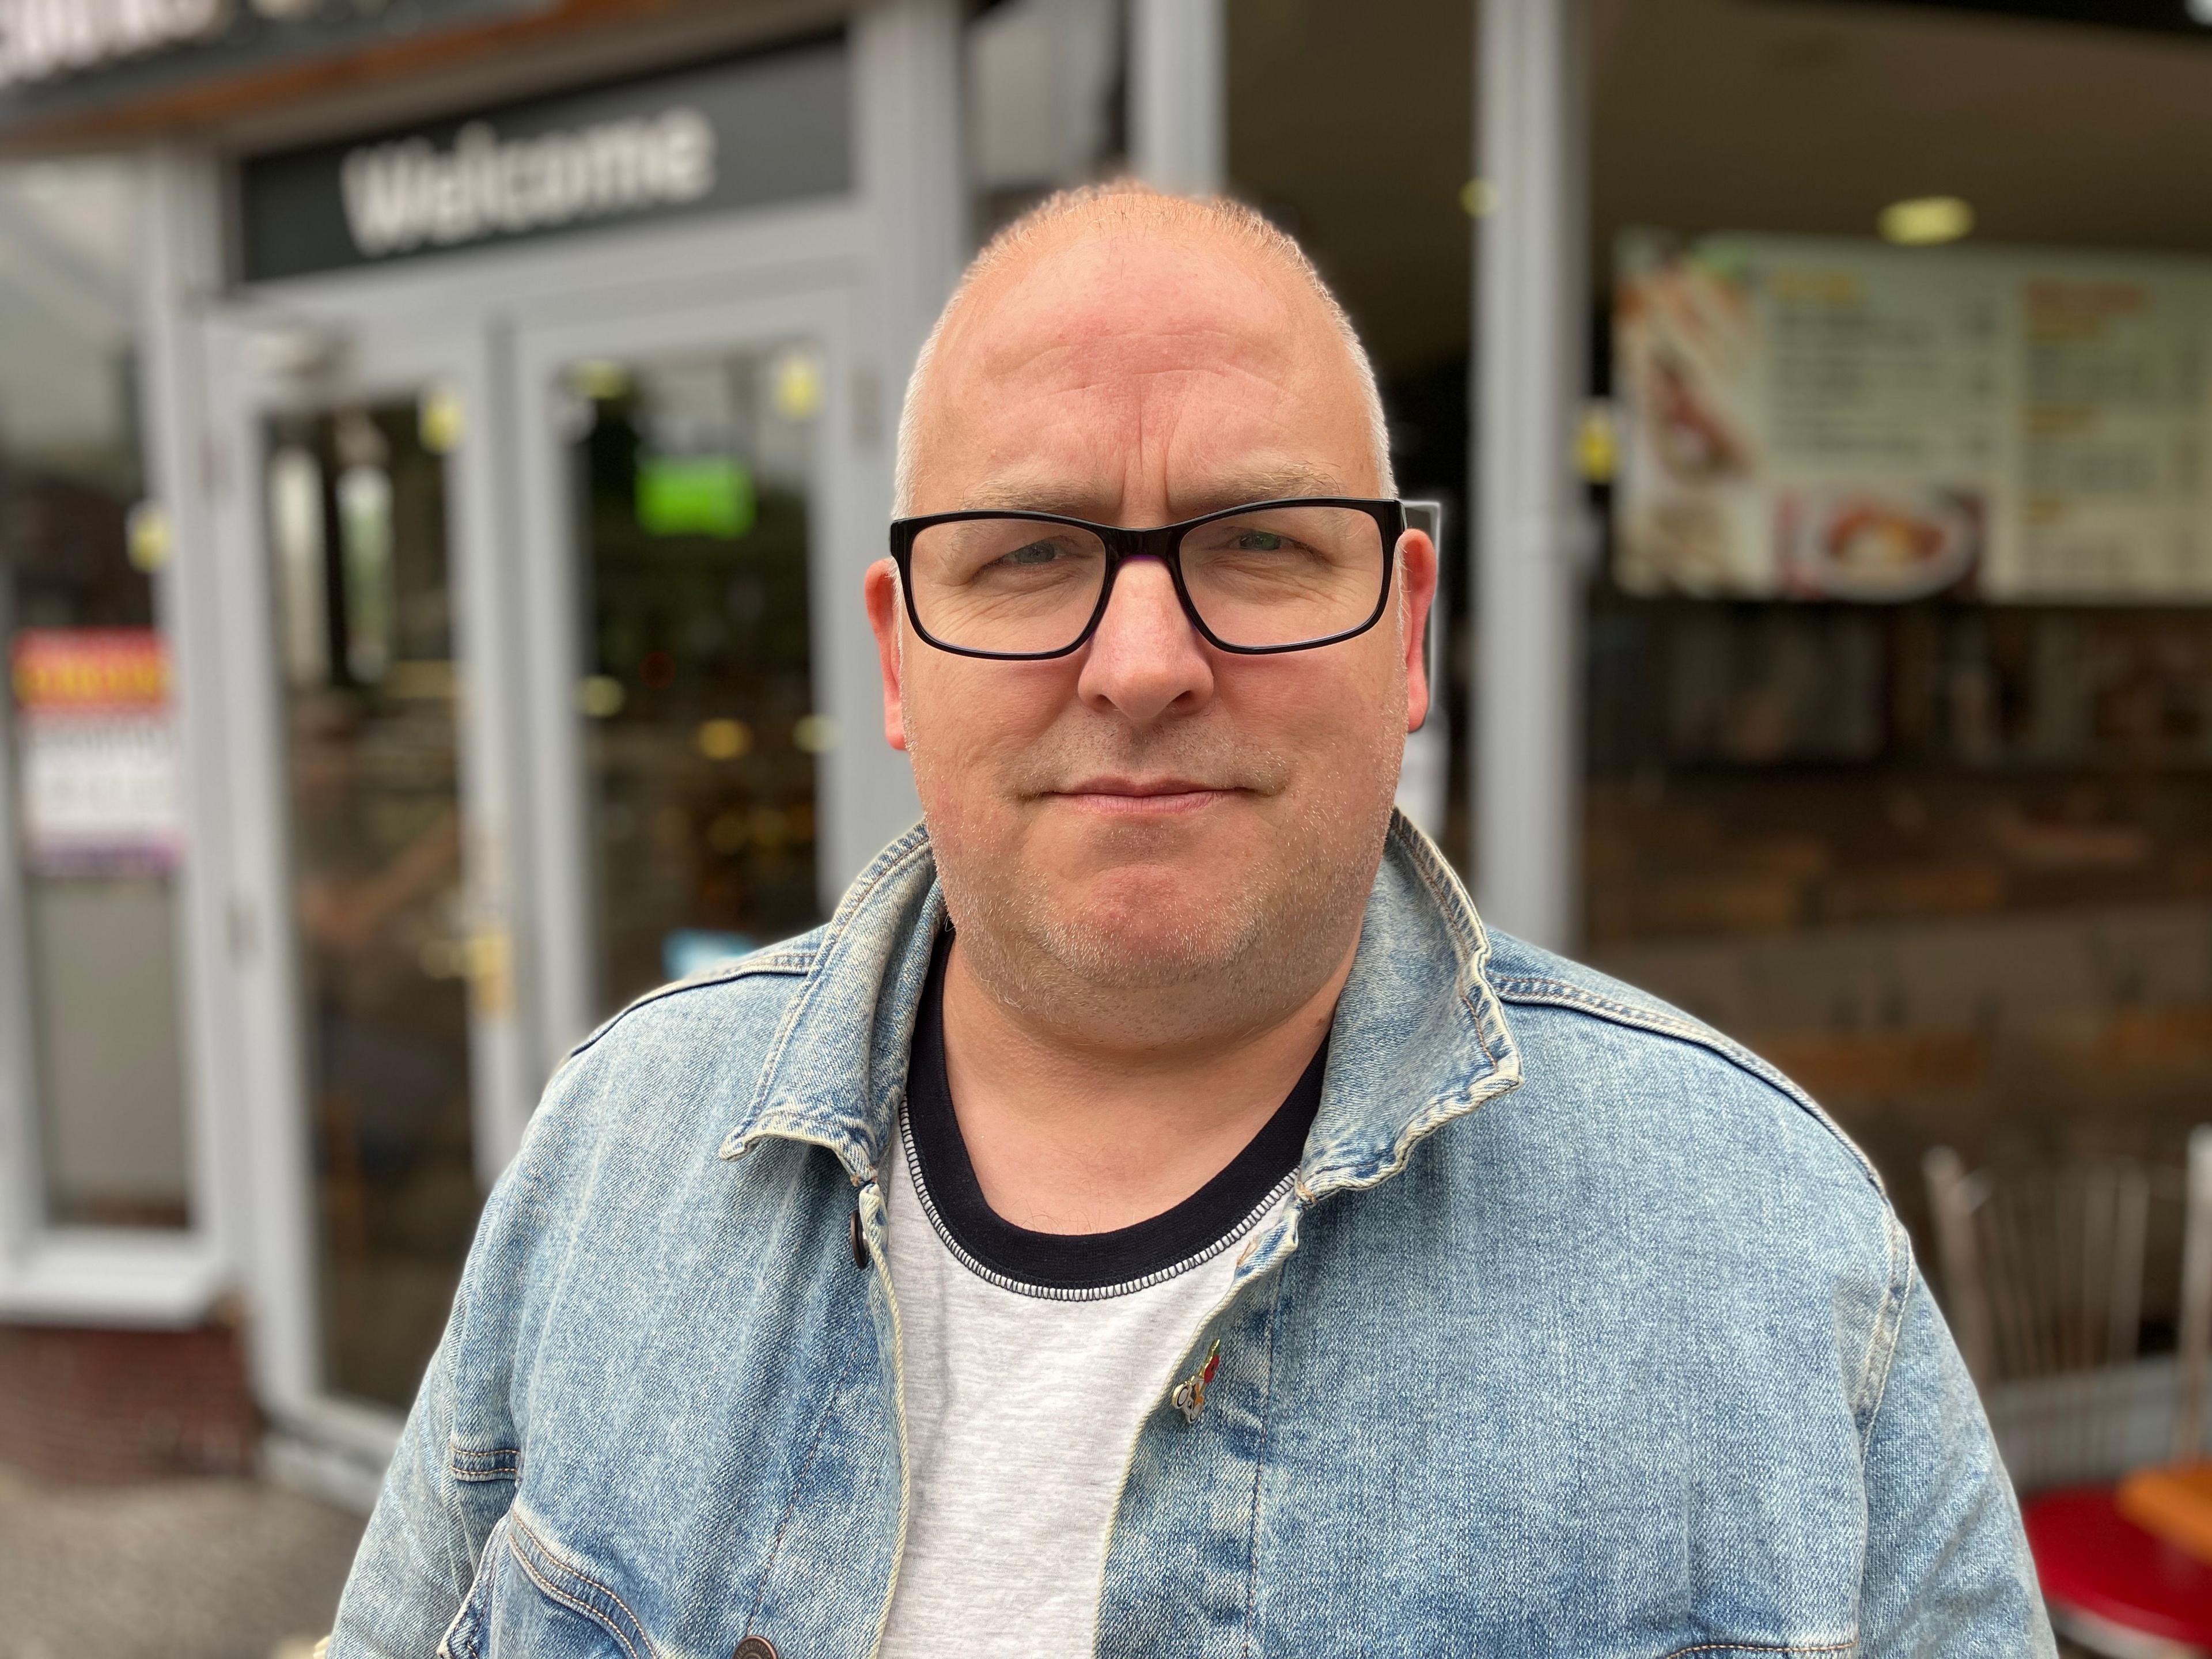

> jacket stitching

[
  {"left": 1854, "top": 1214, "right": 1916, "bottom": 1454},
  {"left": 1387, "top": 812, "right": 1483, "bottom": 971},
  {"left": 567, "top": 948, "right": 819, "bottom": 1062},
  {"left": 506, "top": 1508, "right": 656, "bottom": 1659},
  {"left": 1488, "top": 973, "right": 1887, "bottom": 1198},
  {"left": 739, "top": 831, "right": 937, "bottom": 1136},
  {"left": 1849, "top": 1211, "right": 1903, "bottom": 1438},
  {"left": 749, "top": 1330, "right": 870, "bottom": 1633},
  {"left": 448, "top": 1442, "right": 520, "bottom": 1483},
  {"left": 1660, "top": 1643, "right": 1855, "bottom": 1657},
  {"left": 1238, "top": 1267, "right": 1289, "bottom": 1658},
  {"left": 502, "top": 1536, "right": 641, "bottom": 1659},
  {"left": 1389, "top": 815, "right": 1502, "bottom": 1070}
]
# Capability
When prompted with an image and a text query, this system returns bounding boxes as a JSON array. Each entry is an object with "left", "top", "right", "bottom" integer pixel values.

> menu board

[
  {"left": 11, "top": 629, "right": 181, "bottom": 876},
  {"left": 1616, "top": 232, "right": 2212, "bottom": 603}
]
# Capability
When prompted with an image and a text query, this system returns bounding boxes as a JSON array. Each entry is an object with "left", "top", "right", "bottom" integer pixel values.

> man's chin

[{"left": 1033, "top": 871, "right": 1255, "bottom": 987}]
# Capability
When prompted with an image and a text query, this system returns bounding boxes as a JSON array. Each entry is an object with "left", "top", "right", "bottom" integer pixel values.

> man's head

[{"left": 864, "top": 182, "right": 1437, "bottom": 1043}]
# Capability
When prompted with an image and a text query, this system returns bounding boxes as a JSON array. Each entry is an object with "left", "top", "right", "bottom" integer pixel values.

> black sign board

[
  {"left": 1783, "top": 0, "right": 2212, "bottom": 37},
  {"left": 0, "top": 0, "right": 552, "bottom": 137},
  {"left": 237, "top": 33, "right": 850, "bottom": 282}
]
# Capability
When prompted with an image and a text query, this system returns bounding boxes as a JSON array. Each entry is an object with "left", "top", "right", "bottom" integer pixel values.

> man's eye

[
  {"left": 1234, "top": 531, "right": 1287, "bottom": 551},
  {"left": 996, "top": 540, "right": 1062, "bottom": 567}
]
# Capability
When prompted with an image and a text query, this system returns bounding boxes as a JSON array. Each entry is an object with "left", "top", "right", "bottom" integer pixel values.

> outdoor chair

[{"left": 1926, "top": 1128, "right": 2212, "bottom": 1655}]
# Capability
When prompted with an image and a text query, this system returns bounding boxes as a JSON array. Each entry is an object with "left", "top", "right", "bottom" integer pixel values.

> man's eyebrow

[
  {"left": 1171, "top": 462, "right": 1353, "bottom": 515},
  {"left": 957, "top": 476, "right": 1115, "bottom": 516}
]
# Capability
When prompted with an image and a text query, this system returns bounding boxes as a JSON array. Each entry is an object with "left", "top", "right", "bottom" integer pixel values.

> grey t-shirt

[{"left": 877, "top": 933, "right": 1325, "bottom": 1657}]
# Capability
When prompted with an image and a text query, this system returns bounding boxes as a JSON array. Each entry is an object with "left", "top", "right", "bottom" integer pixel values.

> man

[{"left": 335, "top": 184, "right": 2051, "bottom": 1657}]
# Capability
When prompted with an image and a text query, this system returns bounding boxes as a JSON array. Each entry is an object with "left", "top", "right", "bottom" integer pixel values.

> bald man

[{"left": 333, "top": 185, "right": 2050, "bottom": 1659}]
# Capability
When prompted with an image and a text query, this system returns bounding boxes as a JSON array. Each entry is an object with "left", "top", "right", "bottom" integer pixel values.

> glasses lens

[
  {"left": 1177, "top": 505, "right": 1388, "bottom": 648},
  {"left": 907, "top": 517, "right": 1110, "bottom": 655}
]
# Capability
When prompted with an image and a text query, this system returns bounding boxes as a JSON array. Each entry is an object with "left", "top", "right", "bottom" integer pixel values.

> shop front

[
  {"left": 0, "top": 0, "right": 980, "bottom": 1494},
  {"left": 204, "top": 36, "right": 929, "bottom": 1486}
]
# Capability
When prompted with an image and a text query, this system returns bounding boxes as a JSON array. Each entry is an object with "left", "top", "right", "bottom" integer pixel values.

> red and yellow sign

[{"left": 13, "top": 628, "right": 169, "bottom": 711}]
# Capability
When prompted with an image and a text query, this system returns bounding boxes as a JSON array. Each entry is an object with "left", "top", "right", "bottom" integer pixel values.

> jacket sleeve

[
  {"left": 1857, "top": 1262, "right": 2057, "bottom": 1657},
  {"left": 327, "top": 1125, "right": 550, "bottom": 1658}
]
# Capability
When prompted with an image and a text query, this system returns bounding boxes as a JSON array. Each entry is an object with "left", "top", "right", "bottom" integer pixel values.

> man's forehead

[
  {"left": 913, "top": 225, "right": 1378, "bottom": 515},
  {"left": 955, "top": 457, "right": 1359, "bottom": 522},
  {"left": 945, "top": 229, "right": 1309, "bottom": 384}
]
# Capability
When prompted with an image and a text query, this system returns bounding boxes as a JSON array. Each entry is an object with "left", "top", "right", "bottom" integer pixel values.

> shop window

[
  {"left": 966, "top": 0, "right": 1128, "bottom": 239},
  {"left": 563, "top": 344, "right": 825, "bottom": 1016},
  {"left": 0, "top": 158, "right": 191, "bottom": 1232},
  {"left": 1590, "top": 0, "right": 2212, "bottom": 1245},
  {"left": 1226, "top": 0, "right": 1474, "bottom": 853}
]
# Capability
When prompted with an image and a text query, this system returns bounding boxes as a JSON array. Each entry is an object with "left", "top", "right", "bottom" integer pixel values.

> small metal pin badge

[{"left": 1172, "top": 1340, "right": 1222, "bottom": 1423}]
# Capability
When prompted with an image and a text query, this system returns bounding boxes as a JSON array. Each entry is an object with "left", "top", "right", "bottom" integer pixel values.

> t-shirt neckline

[{"left": 900, "top": 926, "right": 1328, "bottom": 1300}]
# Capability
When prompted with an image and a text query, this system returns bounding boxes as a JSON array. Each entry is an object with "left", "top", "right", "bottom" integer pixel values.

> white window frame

[{"left": 0, "top": 147, "right": 239, "bottom": 1327}]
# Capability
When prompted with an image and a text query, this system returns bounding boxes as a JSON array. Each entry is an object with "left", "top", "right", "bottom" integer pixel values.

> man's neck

[{"left": 935, "top": 933, "right": 1356, "bottom": 1234}]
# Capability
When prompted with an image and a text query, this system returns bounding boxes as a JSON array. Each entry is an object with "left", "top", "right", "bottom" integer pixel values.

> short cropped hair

[{"left": 893, "top": 179, "right": 1395, "bottom": 517}]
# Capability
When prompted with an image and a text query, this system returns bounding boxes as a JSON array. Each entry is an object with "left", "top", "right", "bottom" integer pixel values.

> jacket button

[
  {"left": 735, "top": 1639, "right": 778, "bottom": 1659},
  {"left": 850, "top": 1206, "right": 869, "bottom": 1268}
]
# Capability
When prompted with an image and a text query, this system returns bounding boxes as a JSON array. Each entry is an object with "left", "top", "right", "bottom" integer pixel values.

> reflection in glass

[
  {"left": 566, "top": 345, "right": 824, "bottom": 1014},
  {"left": 0, "top": 156, "right": 193, "bottom": 1230},
  {"left": 267, "top": 400, "right": 478, "bottom": 1410}
]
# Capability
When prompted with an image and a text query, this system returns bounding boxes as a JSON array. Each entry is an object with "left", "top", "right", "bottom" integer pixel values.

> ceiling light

[{"left": 1880, "top": 196, "right": 1974, "bottom": 247}]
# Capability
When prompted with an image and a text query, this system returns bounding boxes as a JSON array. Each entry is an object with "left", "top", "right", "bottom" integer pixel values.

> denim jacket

[{"left": 334, "top": 815, "right": 2052, "bottom": 1658}]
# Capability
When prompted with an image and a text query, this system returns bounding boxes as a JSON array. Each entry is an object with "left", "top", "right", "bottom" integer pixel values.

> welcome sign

[
  {"left": 339, "top": 108, "right": 717, "bottom": 257},
  {"left": 238, "top": 33, "right": 849, "bottom": 281}
]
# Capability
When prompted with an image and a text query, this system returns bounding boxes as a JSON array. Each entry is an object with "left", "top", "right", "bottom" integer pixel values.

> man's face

[{"left": 865, "top": 226, "right": 1436, "bottom": 1014}]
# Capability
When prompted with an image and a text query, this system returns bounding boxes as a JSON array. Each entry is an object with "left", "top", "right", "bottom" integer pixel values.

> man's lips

[{"left": 1046, "top": 777, "right": 1242, "bottom": 815}]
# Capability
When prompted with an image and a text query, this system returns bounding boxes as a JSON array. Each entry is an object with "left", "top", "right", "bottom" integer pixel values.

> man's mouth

[{"left": 1050, "top": 777, "right": 1241, "bottom": 814}]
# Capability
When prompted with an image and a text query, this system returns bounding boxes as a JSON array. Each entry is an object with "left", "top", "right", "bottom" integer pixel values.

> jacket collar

[{"left": 718, "top": 813, "right": 1522, "bottom": 1201}]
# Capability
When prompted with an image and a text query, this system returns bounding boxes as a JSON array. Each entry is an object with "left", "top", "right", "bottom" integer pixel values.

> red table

[{"left": 2027, "top": 1486, "right": 2212, "bottom": 1655}]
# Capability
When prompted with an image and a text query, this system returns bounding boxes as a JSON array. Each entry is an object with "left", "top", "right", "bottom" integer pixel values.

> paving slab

[{"left": 0, "top": 1461, "right": 365, "bottom": 1659}]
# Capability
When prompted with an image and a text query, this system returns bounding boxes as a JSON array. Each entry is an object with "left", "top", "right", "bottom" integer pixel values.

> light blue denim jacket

[{"left": 334, "top": 815, "right": 2053, "bottom": 1658}]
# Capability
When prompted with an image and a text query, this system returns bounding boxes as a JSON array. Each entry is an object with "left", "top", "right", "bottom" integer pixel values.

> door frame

[
  {"left": 200, "top": 294, "right": 535, "bottom": 1477},
  {"left": 198, "top": 203, "right": 917, "bottom": 1485}
]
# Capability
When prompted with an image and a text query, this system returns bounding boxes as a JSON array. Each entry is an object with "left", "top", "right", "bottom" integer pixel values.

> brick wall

[{"left": 0, "top": 1316, "right": 259, "bottom": 1483}]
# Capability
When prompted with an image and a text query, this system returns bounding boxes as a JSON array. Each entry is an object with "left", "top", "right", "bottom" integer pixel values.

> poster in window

[
  {"left": 1616, "top": 232, "right": 2212, "bottom": 604},
  {"left": 11, "top": 628, "right": 181, "bottom": 876}
]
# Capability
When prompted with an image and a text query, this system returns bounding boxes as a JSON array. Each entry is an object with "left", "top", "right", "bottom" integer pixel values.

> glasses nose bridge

[
  {"left": 1093, "top": 524, "right": 1202, "bottom": 641},
  {"left": 1099, "top": 521, "right": 1187, "bottom": 563}
]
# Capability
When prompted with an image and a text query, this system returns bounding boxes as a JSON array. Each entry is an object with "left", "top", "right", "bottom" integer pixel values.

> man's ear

[
  {"left": 1397, "top": 529, "right": 1439, "bottom": 733},
  {"left": 863, "top": 558, "right": 911, "bottom": 752}
]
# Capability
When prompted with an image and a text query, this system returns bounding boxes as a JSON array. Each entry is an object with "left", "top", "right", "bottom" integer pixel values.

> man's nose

[{"left": 1075, "top": 555, "right": 1215, "bottom": 724}]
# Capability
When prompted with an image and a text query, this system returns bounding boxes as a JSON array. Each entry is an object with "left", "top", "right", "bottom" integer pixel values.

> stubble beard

[{"left": 910, "top": 710, "right": 1404, "bottom": 1048}]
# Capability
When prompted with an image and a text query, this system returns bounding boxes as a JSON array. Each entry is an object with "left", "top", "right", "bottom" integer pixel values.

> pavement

[{"left": 0, "top": 1461, "right": 366, "bottom": 1659}]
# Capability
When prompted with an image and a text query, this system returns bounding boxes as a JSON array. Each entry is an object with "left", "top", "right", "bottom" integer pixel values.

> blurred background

[{"left": 3, "top": 0, "right": 2211, "bottom": 1650}]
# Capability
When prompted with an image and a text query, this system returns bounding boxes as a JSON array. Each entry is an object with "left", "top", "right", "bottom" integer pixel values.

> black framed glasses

[{"left": 888, "top": 497, "right": 1406, "bottom": 660}]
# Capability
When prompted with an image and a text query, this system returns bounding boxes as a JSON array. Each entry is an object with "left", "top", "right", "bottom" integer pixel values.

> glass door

[
  {"left": 564, "top": 344, "right": 828, "bottom": 1007},
  {"left": 514, "top": 285, "right": 915, "bottom": 1059},
  {"left": 208, "top": 313, "right": 534, "bottom": 1452},
  {"left": 265, "top": 398, "right": 480, "bottom": 1408}
]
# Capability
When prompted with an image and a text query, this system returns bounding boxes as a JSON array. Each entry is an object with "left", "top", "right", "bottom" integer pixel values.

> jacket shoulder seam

[
  {"left": 1854, "top": 1217, "right": 1917, "bottom": 1453},
  {"left": 1487, "top": 971, "right": 1888, "bottom": 1198},
  {"left": 563, "top": 946, "right": 819, "bottom": 1063}
]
